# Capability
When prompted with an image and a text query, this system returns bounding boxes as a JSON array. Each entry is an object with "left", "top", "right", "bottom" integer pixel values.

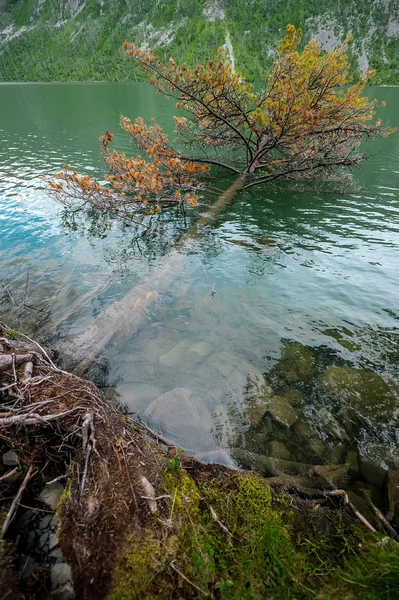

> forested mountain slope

[{"left": 0, "top": 0, "right": 398, "bottom": 83}]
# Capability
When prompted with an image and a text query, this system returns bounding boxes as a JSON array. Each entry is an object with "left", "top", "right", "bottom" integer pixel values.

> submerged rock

[
  {"left": 359, "top": 445, "right": 399, "bottom": 489},
  {"left": 267, "top": 395, "right": 298, "bottom": 428},
  {"left": 144, "top": 387, "right": 214, "bottom": 450},
  {"left": 266, "top": 440, "right": 291, "bottom": 460},
  {"left": 244, "top": 386, "right": 273, "bottom": 425},
  {"left": 159, "top": 341, "right": 191, "bottom": 367},
  {"left": 317, "top": 407, "right": 348, "bottom": 441},
  {"left": 275, "top": 342, "right": 314, "bottom": 384},
  {"left": 319, "top": 366, "right": 398, "bottom": 421}
]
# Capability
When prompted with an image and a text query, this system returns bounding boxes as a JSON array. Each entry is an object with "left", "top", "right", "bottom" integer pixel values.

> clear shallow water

[{"left": 1, "top": 83, "right": 399, "bottom": 477}]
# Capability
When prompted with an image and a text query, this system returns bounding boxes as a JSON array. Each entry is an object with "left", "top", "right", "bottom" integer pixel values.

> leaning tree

[
  {"left": 49, "top": 26, "right": 395, "bottom": 371},
  {"left": 50, "top": 24, "right": 393, "bottom": 224}
]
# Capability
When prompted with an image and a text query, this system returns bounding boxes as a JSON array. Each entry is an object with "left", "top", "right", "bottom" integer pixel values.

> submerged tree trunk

[{"left": 70, "top": 175, "right": 247, "bottom": 374}]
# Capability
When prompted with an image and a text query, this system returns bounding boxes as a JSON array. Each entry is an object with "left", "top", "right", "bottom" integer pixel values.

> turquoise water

[{"left": 0, "top": 82, "right": 399, "bottom": 473}]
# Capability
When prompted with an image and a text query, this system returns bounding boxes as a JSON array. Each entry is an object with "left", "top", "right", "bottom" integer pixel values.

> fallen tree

[
  {"left": 1, "top": 324, "right": 399, "bottom": 599},
  {"left": 47, "top": 26, "right": 394, "bottom": 373}
]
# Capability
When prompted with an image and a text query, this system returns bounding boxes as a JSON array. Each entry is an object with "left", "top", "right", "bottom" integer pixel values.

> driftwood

[{"left": 71, "top": 175, "right": 247, "bottom": 374}]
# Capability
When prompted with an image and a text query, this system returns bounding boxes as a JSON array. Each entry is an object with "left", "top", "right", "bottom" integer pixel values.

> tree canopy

[{"left": 50, "top": 25, "right": 394, "bottom": 221}]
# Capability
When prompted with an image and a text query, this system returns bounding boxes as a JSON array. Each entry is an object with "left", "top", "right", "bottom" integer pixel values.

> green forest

[{"left": 0, "top": 0, "right": 398, "bottom": 83}]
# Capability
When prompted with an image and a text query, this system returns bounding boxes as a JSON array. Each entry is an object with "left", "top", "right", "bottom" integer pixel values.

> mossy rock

[
  {"left": 275, "top": 342, "right": 314, "bottom": 384},
  {"left": 319, "top": 366, "right": 398, "bottom": 421}
]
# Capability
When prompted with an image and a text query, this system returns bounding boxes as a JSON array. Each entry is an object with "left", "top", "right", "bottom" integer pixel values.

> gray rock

[
  {"left": 266, "top": 440, "right": 291, "bottom": 460},
  {"left": 49, "top": 548, "right": 63, "bottom": 559},
  {"left": 51, "top": 563, "right": 73, "bottom": 589},
  {"left": 49, "top": 533, "right": 59, "bottom": 551},
  {"left": 293, "top": 419, "right": 316, "bottom": 439},
  {"left": 38, "top": 482, "right": 64, "bottom": 511},
  {"left": 2, "top": 450, "right": 18, "bottom": 466},
  {"left": 327, "top": 444, "right": 346, "bottom": 465},
  {"left": 16, "top": 510, "right": 35, "bottom": 532},
  {"left": 359, "top": 445, "right": 399, "bottom": 488},
  {"left": 39, "top": 531, "right": 49, "bottom": 548},
  {"left": 267, "top": 396, "right": 298, "bottom": 428},
  {"left": 144, "top": 387, "right": 214, "bottom": 450},
  {"left": 39, "top": 514, "right": 53, "bottom": 530},
  {"left": 360, "top": 459, "right": 387, "bottom": 489},
  {"left": 53, "top": 583, "right": 75, "bottom": 600},
  {"left": 346, "top": 451, "right": 359, "bottom": 472},
  {"left": 50, "top": 515, "right": 59, "bottom": 532}
]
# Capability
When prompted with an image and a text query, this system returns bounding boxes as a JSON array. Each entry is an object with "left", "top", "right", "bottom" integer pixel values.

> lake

[{"left": 1, "top": 82, "right": 399, "bottom": 489}]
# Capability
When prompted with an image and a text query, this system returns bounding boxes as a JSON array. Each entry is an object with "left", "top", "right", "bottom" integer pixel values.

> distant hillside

[{"left": 0, "top": 0, "right": 398, "bottom": 83}]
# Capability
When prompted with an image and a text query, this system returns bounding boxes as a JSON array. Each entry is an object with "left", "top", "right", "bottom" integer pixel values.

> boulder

[
  {"left": 293, "top": 419, "right": 316, "bottom": 440},
  {"left": 306, "top": 437, "right": 326, "bottom": 461},
  {"left": 359, "top": 445, "right": 399, "bottom": 489},
  {"left": 190, "top": 341, "right": 212, "bottom": 357}
]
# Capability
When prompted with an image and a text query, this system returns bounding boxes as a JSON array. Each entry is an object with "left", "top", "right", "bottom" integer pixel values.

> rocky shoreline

[{"left": 1, "top": 323, "right": 399, "bottom": 599}]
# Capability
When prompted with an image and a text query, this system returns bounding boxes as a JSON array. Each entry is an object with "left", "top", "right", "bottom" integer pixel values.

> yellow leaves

[{"left": 279, "top": 24, "right": 303, "bottom": 53}]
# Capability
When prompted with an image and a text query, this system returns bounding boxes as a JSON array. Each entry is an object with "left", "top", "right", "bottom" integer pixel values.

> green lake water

[{"left": 1, "top": 83, "right": 399, "bottom": 484}]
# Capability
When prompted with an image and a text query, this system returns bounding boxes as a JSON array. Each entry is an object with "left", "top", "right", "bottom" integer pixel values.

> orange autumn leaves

[{"left": 51, "top": 117, "right": 208, "bottom": 216}]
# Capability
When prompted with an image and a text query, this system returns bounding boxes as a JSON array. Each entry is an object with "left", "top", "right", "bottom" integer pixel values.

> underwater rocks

[
  {"left": 275, "top": 342, "right": 314, "bottom": 384},
  {"left": 144, "top": 387, "right": 214, "bottom": 450},
  {"left": 319, "top": 366, "right": 398, "bottom": 421}
]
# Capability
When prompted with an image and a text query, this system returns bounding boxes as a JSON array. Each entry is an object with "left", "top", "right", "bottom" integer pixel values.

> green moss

[{"left": 107, "top": 469, "right": 399, "bottom": 599}]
